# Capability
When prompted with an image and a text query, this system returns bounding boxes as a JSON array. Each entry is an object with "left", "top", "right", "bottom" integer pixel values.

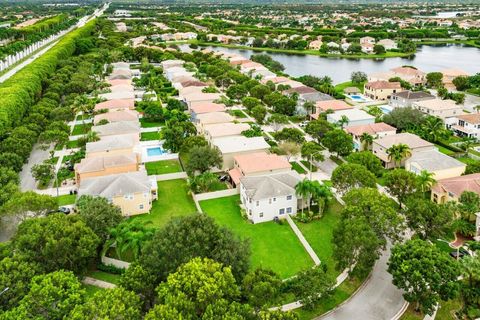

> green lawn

[
  {"left": 140, "top": 118, "right": 164, "bottom": 128},
  {"left": 229, "top": 109, "right": 247, "bottom": 118},
  {"left": 295, "top": 200, "right": 343, "bottom": 277},
  {"left": 435, "top": 144, "right": 455, "bottom": 156},
  {"left": 141, "top": 131, "right": 161, "bottom": 141},
  {"left": 334, "top": 81, "right": 365, "bottom": 94},
  {"left": 436, "top": 298, "right": 462, "bottom": 320},
  {"left": 86, "top": 270, "right": 121, "bottom": 285},
  {"left": 131, "top": 179, "right": 197, "bottom": 228},
  {"left": 83, "top": 284, "right": 104, "bottom": 298},
  {"left": 145, "top": 159, "right": 182, "bottom": 175},
  {"left": 55, "top": 194, "right": 76, "bottom": 206},
  {"left": 290, "top": 161, "right": 307, "bottom": 174},
  {"left": 72, "top": 123, "right": 92, "bottom": 135},
  {"left": 200, "top": 195, "right": 313, "bottom": 279},
  {"left": 399, "top": 305, "right": 423, "bottom": 320},
  {"left": 66, "top": 140, "right": 80, "bottom": 149}
]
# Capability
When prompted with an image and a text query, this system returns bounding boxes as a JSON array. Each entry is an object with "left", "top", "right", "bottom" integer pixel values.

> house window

[
  {"left": 269, "top": 198, "right": 272, "bottom": 204},
  {"left": 287, "top": 195, "right": 292, "bottom": 200},
  {"left": 256, "top": 201, "right": 259, "bottom": 206},
  {"left": 448, "top": 192, "right": 454, "bottom": 197},
  {"left": 139, "top": 204, "right": 144, "bottom": 210},
  {"left": 287, "top": 207, "right": 292, "bottom": 214},
  {"left": 279, "top": 208, "right": 285, "bottom": 215},
  {"left": 273, "top": 197, "right": 276, "bottom": 202},
  {"left": 259, "top": 212, "right": 263, "bottom": 217}
]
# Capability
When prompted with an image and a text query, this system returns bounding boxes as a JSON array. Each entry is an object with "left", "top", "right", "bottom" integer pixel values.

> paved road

[
  {"left": 19, "top": 144, "right": 52, "bottom": 192},
  {"left": 0, "top": 3, "right": 109, "bottom": 84},
  {"left": 316, "top": 246, "right": 405, "bottom": 320}
]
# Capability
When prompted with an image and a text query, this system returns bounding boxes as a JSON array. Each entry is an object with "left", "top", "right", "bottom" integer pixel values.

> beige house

[
  {"left": 94, "top": 110, "right": 140, "bottom": 125},
  {"left": 364, "top": 81, "right": 402, "bottom": 101},
  {"left": 85, "top": 134, "right": 138, "bottom": 159},
  {"left": 441, "top": 68, "right": 469, "bottom": 89},
  {"left": 228, "top": 152, "right": 292, "bottom": 187},
  {"left": 412, "top": 98, "right": 463, "bottom": 120},
  {"left": 309, "top": 40, "right": 323, "bottom": 50},
  {"left": 212, "top": 136, "right": 270, "bottom": 170},
  {"left": 195, "top": 112, "right": 234, "bottom": 134},
  {"left": 78, "top": 171, "right": 158, "bottom": 216},
  {"left": 405, "top": 149, "right": 466, "bottom": 180},
  {"left": 75, "top": 153, "right": 139, "bottom": 184},
  {"left": 372, "top": 133, "right": 434, "bottom": 168},
  {"left": 345, "top": 122, "right": 397, "bottom": 151},
  {"left": 204, "top": 123, "right": 250, "bottom": 144},
  {"left": 431, "top": 173, "right": 480, "bottom": 204},
  {"left": 94, "top": 99, "right": 135, "bottom": 112},
  {"left": 92, "top": 121, "right": 141, "bottom": 139},
  {"left": 183, "top": 92, "right": 223, "bottom": 110}
]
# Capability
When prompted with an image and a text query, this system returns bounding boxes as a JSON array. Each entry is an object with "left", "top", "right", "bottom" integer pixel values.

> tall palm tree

[
  {"left": 295, "top": 179, "right": 313, "bottom": 213},
  {"left": 417, "top": 170, "right": 436, "bottom": 193},
  {"left": 386, "top": 143, "right": 412, "bottom": 168},
  {"left": 337, "top": 115, "right": 349, "bottom": 128},
  {"left": 421, "top": 116, "right": 444, "bottom": 143},
  {"left": 104, "top": 220, "right": 155, "bottom": 260},
  {"left": 310, "top": 181, "right": 333, "bottom": 216},
  {"left": 359, "top": 132, "right": 374, "bottom": 150},
  {"left": 73, "top": 94, "right": 94, "bottom": 134}
]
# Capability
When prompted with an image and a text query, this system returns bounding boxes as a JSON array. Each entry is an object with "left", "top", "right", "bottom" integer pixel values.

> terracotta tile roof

[
  {"left": 233, "top": 152, "right": 291, "bottom": 174},
  {"left": 345, "top": 122, "right": 396, "bottom": 136},
  {"left": 373, "top": 132, "right": 433, "bottom": 149},
  {"left": 315, "top": 100, "right": 353, "bottom": 112},
  {"left": 107, "top": 79, "right": 132, "bottom": 86},
  {"left": 94, "top": 110, "right": 139, "bottom": 124},
  {"left": 391, "top": 66, "right": 425, "bottom": 76},
  {"left": 455, "top": 113, "right": 480, "bottom": 124},
  {"left": 190, "top": 102, "right": 226, "bottom": 114},
  {"left": 285, "top": 86, "right": 318, "bottom": 95},
  {"left": 432, "top": 173, "right": 480, "bottom": 197},
  {"left": 95, "top": 99, "right": 135, "bottom": 111},
  {"left": 366, "top": 80, "right": 402, "bottom": 90}
]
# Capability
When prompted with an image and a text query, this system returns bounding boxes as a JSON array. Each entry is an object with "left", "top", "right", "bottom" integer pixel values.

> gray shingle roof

[
  {"left": 78, "top": 171, "right": 152, "bottom": 199},
  {"left": 241, "top": 171, "right": 301, "bottom": 200}
]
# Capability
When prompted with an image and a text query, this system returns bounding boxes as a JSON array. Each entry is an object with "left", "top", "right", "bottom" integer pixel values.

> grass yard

[
  {"left": 435, "top": 144, "right": 456, "bottom": 156},
  {"left": 295, "top": 200, "right": 343, "bottom": 277},
  {"left": 334, "top": 81, "right": 365, "bottom": 94},
  {"left": 329, "top": 155, "right": 344, "bottom": 165},
  {"left": 145, "top": 159, "right": 182, "bottom": 175},
  {"left": 55, "top": 194, "right": 77, "bottom": 206},
  {"left": 399, "top": 305, "right": 423, "bottom": 320},
  {"left": 66, "top": 140, "right": 80, "bottom": 149},
  {"left": 300, "top": 160, "right": 318, "bottom": 172},
  {"left": 140, "top": 131, "right": 161, "bottom": 141},
  {"left": 290, "top": 161, "right": 307, "bottom": 174},
  {"left": 200, "top": 195, "right": 313, "bottom": 279},
  {"left": 72, "top": 123, "right": 92, "bottom": 135},
  {"left": 229, "top": 109, "right": 247, "bottom": 118},
  {"left": 131, "top": 179, "right": 197, "bottom": 228},
  {"left": 86, "top": 270, "right": 122, "bottom": 285},
  {"left": 140, "top": 118, "right": 164, "bottom": 128},
  {"left": 83, "top": 284, "right": 103, "bottom": 298},
  {"left": 297, "top": 275, "right": 367, "bottom": 320},
  {"left": 436, "top": 299, "right": 462, "bottom": 320}
]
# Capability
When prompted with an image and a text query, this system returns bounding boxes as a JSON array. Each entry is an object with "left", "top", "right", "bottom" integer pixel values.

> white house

[
  {"left": 240, "top": 172, "right": 302, "bottom": 224},
  {"left": 327, "top": 109, "right": 376, "bottom": 127}
]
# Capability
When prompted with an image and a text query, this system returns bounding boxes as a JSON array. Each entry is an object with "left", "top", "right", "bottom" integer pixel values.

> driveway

[
  {"left": 316, "top": 246, "right": 405, "bottom": 320},
  {"left": 19, "top": 144, "right": 52, "bottom": 192}
]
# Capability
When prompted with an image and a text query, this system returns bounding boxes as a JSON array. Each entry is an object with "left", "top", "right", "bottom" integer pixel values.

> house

[
  {"left": 285, "top": 86, "right": 333, "bottom": 105},
  {"left": 360, "top": 36, "right": 375, "bottom": 45},
  {"left": 405, "top": 149, "right": 465, "bottom": 180},
  {"left": 310, "top": 100, "right": 353, "bottom": 120},
  {"left": 85, "top": 134, "right": 138, "bottom": 159},
  {"left": 94, "top": 99, "right": 135, "bottom": 111},
  {"left": 75, "top": 153, "right": 139, "bottom": 184},
  {"left": 361, "top": 43, "right": 374, "bottom": 54},
  {"left": 99, "top": 89, "right": 135, "bottom": 101},
  {"left": 195, "top": 112, "right": 234, "bottom": 133},
  {"left": 390, "top": 67, "right": 426, "bottom": 86},
  {"left": 183, "top": 92, "right": 223, "bottom": 110},
  {"left": 204, "top": 123, "right": 250, "bottom": 144},
  {"left": 108, "top": 69, "right": 132, "bottom": 80},
  {"left": 240, "top": 171, "right": 302, "bottom": 224},
  {"left": 78, "top": 171, "right": 158, "bottom": 216},
  {"left": 309, "top": 40, "right": 323, "bottom": 50},
  {"left": 228, "top": 152, "right": 292, "bottom": 187},
  {"left": 412, "top": 98, "right": 463, "bottom": 120},
  {"left": 364, "top": 81, "right": 402, "bottom": 101},
  {"left": 107, "top": 79, "right": 132, "bottom": 87},
  {"left": 345, "top": 122, "right": 397, "bottom": 151},
  {"left": 92, "top": 121, "right": 141, "bottom": 138},
  {"left": 389, "top": 91, "right": 435, "bottom": 108},
  {"left": 441, "top": 69, "right": 469, "bottom": 90},
  {"left": 110, "top": 84, "right": 134, "bottom": 92},
  {"left": 94, "top": 110, "right": 140, "bottom": 125},
  {"left": 450, "top": 113, "right": 480, "bottom": 139},
  {"left": 377, "top": 39, "right": 397, "bottom": 50},
  {"left": 343, "top": 87, "right": 362, "bottom": 95},
  {"left": 327, "top": 109, "right": 376, "bottom": 127},
  {"left": 160, "top": 59, "right": 184, "bottom": 70},
  {"left": 190, "top": 102, "right": 226, "bottom": 121},
  {"left": 212, "top": 136, "right": 270, "bottom": 170},
  {"left": 431, "top": 173, "right": 480, "bottom": 204},
  {"left": 372, "top": 133, "right": 434, "bottom": 168}
]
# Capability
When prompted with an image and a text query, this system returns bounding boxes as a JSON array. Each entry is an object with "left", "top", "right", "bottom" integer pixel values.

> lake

[{"left": 182, "top": 44, "right": 480, "bottom": 84}]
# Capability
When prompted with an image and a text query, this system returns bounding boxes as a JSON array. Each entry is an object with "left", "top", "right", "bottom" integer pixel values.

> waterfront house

[
  {"left": 364, "top": 81, "right": 401, "bottom": 101},
  {"left": 377, "top": 39, "right": 397, "bottom": 50},
  {"left": 240, "top": 171, "right": 302, "bottom": 224}
]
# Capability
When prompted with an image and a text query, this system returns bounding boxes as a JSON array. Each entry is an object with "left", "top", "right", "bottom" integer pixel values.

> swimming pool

[
  {"left": 147, "top": 147, "right": 165, "bottom": 156},
  {"left": 379, "top": 105, "right": 393, "bottom": 114},
  {"left": 348, "top": 94, "right": 369, "bottom": 103}
]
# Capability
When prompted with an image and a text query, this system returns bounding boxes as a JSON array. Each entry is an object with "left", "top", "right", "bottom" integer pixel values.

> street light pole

[{"left": 0, "top": 287, "right": 9, "bottom": 296}]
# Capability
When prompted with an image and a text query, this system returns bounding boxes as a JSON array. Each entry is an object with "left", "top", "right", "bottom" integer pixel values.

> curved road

[{"left": 316, "top": 247, "right": 406, "bottom": 320}]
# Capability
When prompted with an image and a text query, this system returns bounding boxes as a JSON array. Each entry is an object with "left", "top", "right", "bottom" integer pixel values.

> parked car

[{"left": 299, "top": 121, "right": 309, "bottom": 128}]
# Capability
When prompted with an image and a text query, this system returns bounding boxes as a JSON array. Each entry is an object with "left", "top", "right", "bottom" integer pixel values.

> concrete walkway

[
  {"left": 82, "top": 276, "right": 116, "bottom": 289},
  {"left": 315, "top": 245, "right": 405, "bottom": 320},
  {"left": 19, "top": 144, "right": 53, "bottom": 192},
  {"left": 286, "top": 215, "right": 321, "bottom": 265}
]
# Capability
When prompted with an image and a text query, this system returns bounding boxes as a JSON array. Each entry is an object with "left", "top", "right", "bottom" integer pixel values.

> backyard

[
  {"left": 131, "top": 179, "right": 197, "bottom": 228},
  {"left": 140, "top": 118, "right": 164, "bottom": 128},
  {"left": 145, "top": 159, "right": 182, "bottom": 175},
  {"left": 55, "top": 194, "right": 77, "bottom": 206},
  {"left": 141, "top": 131, "right": 161, "bottom": 141},
  {"left": 199, "top": 195, "right": 313, "bottom": 279}
]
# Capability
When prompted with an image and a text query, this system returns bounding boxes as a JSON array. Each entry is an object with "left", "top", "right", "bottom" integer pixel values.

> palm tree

[
  {"left": 459, "top": 255, "right": 480, "bottom": 311},
  {"left": 359, "top": 132, "right": 374, "bottom": 150},
  {"left": 421, "top": 116, "right": 444, "bottom": 143},
  {"left": 417, "top": 170, "right": 436, "bottom": 193},
  {"left": 461, "top": 136, "right": 476, "bottom": 153},
  {"left": 73, "top": 94, "right": 94, "bottom": 134},
  {"left": 337, "top": 115, "right": 349, "bottom": 128},
  {"left": 295, "top": 179, "right": 313, "bottom": 214},
  {"left": 104, "top": 220, "right": 155, "bottom": 260},
  {"left": 386, "top": 143, "right": 412, "bottom": 168},
  {"left": 310, "top": 181, "right": 333, "bottom": 216}
]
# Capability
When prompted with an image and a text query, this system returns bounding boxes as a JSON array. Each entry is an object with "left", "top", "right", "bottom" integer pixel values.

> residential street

[{"left": 316, "top": 246, "right": 405, "bottom": 320}]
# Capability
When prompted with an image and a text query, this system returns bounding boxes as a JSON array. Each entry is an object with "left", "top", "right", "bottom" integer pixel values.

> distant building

[{"left": 377, "top": 39, "right": 397, "bottom": 50}]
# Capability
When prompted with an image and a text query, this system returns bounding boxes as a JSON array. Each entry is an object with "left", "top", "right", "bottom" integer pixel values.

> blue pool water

[
  {"left": 147, "top": 147, "right": 165, "bottom": 156},
  {"left": 349, "top": 94, "right": 367, "bottom": 102},
  {"left": 380, "top": 105, "right": 393, "bottom": 114}
]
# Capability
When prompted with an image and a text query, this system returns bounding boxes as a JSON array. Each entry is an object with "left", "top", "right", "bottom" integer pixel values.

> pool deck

[{"left": 140, "top": 140, "right": 178, "bottom": 163}]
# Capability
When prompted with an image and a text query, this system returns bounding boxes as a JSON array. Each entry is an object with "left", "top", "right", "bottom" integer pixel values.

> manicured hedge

[{"left": 0, "top": 20, "right": 96, "bottom": 136}]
